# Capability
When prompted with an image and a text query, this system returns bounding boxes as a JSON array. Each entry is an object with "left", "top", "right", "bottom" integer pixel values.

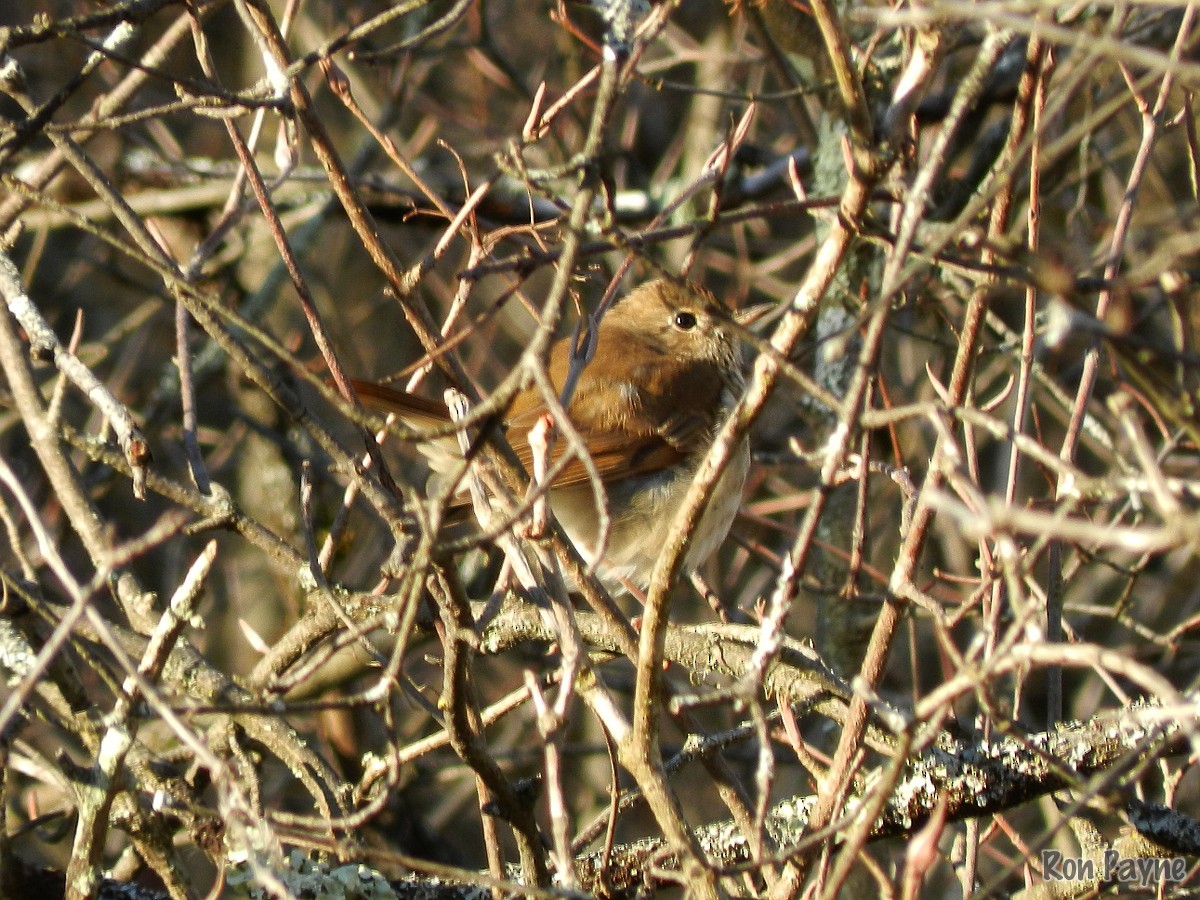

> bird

[{"left": 354, "top": 278, "right": 754, "bottom": 590}]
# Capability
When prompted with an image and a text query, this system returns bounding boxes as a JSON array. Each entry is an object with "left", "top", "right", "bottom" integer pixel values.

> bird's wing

[
  {"left": 352, "top": 379, "right": 687, "bottom": 490},
  {"left": 508, "top": 425, "right": 686, "bottom": 490}
]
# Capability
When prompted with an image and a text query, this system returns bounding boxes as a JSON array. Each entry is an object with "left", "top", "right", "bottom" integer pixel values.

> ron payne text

[{"left": 1041, "top": 849, "right": 1189, "bottom": 887}]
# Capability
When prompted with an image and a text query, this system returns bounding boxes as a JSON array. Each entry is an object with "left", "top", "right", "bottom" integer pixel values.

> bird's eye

[{"left": 673, "top": 311, "right": 698, "bottom": 330}]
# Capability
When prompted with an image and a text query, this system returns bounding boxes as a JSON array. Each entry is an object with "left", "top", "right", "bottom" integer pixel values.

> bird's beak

[{"left": 734, "top": 301, "right": 780, "bottom": 329}]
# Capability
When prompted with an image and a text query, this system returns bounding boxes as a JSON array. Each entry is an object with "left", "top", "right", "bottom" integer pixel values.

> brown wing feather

[
  {"left": 509, "top": 428, "right": 686, "bottom": 490},
  {"left": 352, "top": 380, "right": 452, "bottom": 427},
  {"left": 354, "top": 378, "right": 686, "bottom": 491}
]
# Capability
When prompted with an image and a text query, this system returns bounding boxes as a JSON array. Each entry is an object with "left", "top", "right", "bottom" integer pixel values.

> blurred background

[{"left": 1, "top": 1, "right": 1199, "bottom": 896}]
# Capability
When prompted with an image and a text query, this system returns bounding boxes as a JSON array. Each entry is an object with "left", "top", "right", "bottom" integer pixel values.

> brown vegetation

[{"left": 1, "top": 1, "right": 1199, "bottom": 897}]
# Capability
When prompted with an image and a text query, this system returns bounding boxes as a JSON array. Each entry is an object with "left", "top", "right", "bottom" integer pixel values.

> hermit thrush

[{"left": 355, "top": 278, "right": 752, "bottom": 589}]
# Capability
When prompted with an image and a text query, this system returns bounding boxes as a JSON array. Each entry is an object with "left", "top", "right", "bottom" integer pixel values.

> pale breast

[{"left": 550, "top": 437, "right": 750, "bottom": 589}]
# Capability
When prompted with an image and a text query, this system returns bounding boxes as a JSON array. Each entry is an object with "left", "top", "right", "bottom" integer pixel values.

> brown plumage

[{"left": 355, "top": 278, "right": 751, "bottom": 588}]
